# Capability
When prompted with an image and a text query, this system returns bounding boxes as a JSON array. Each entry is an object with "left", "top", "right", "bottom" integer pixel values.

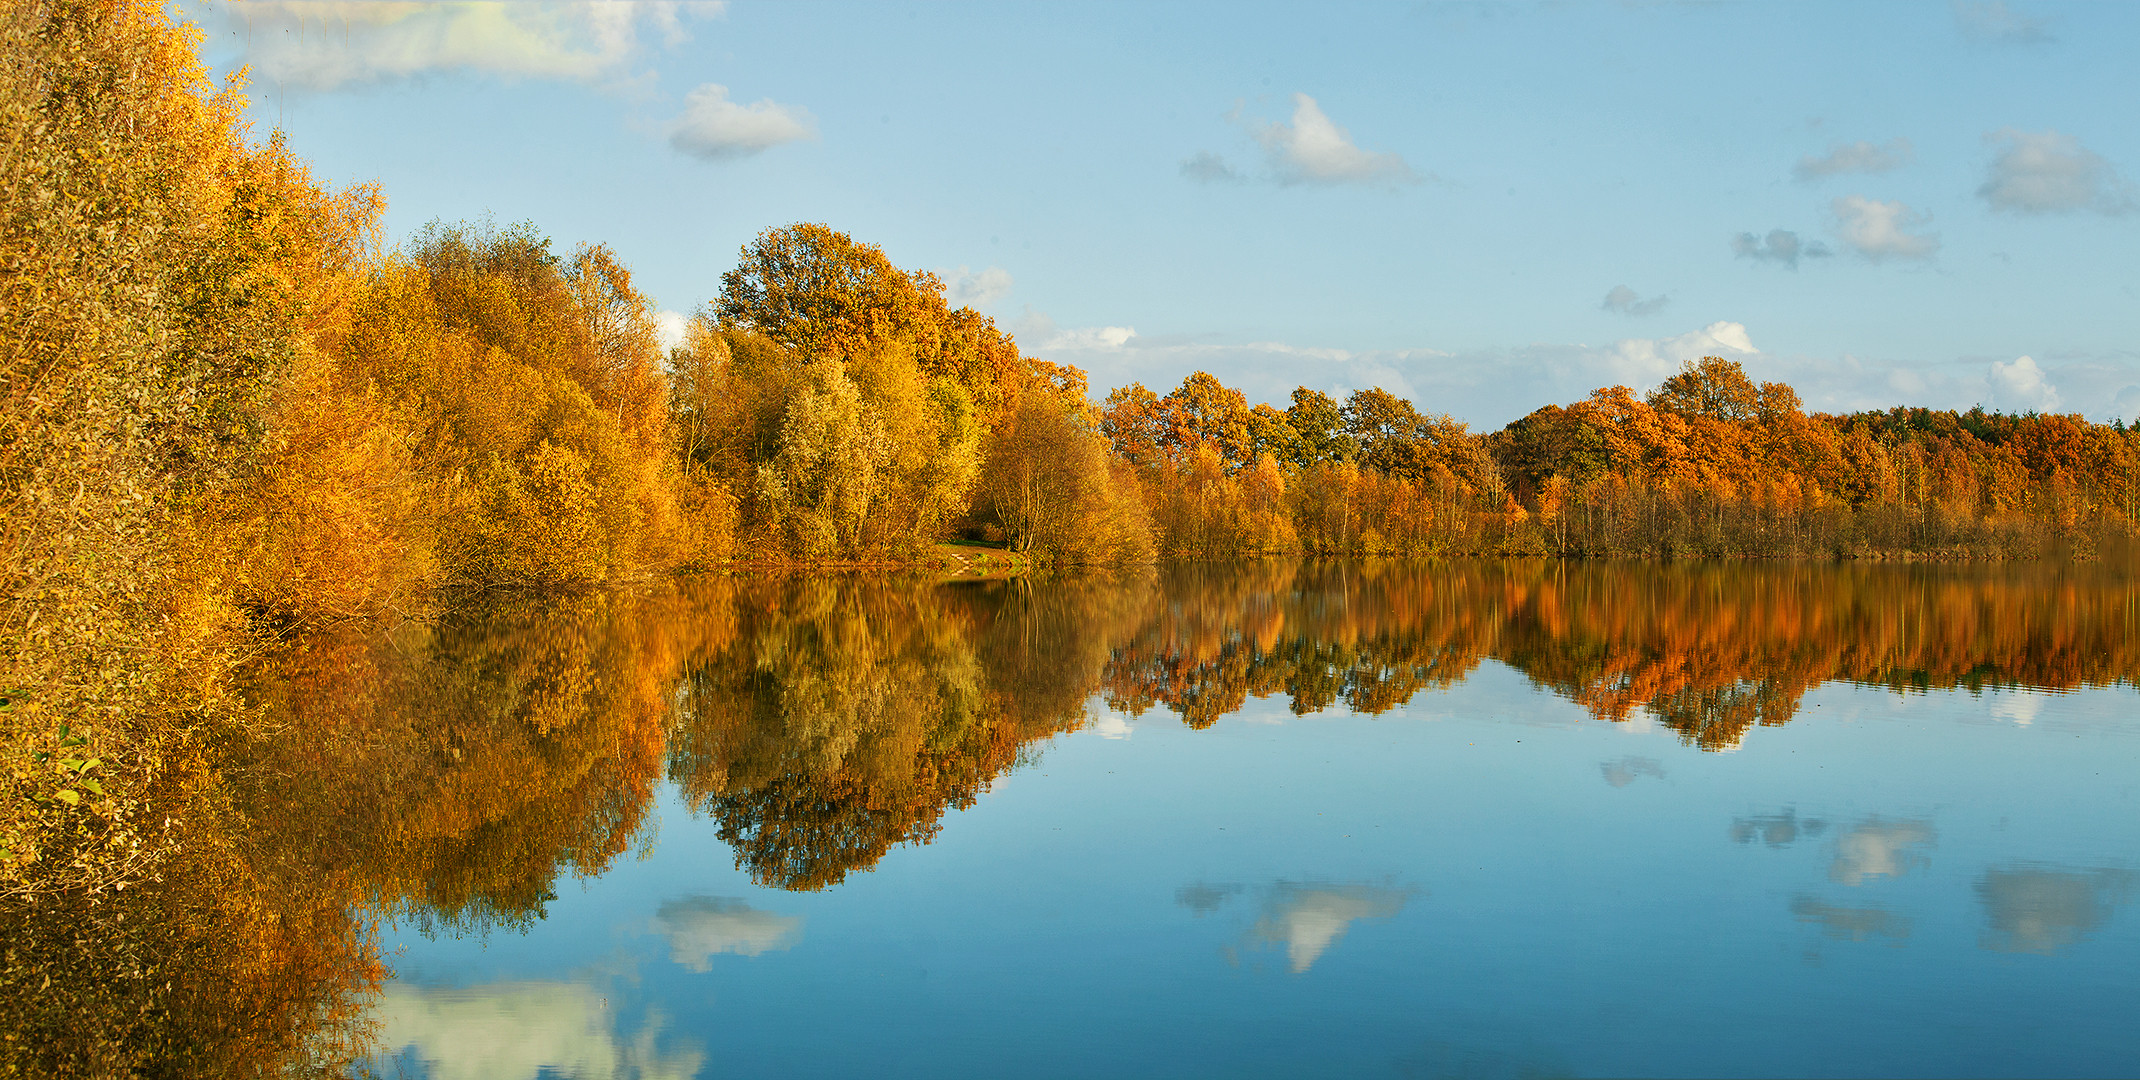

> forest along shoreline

[{"left": 8, "top": 8, "right": 2140, "bottom": 1067}]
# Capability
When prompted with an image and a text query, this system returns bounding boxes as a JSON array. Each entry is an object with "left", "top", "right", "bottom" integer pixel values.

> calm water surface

[
  {"left": 349, "top": 562, "right": 2139, "bottom": 1079},
  {"left": 38, "top": 561, "right": 2140, "bottom": 1078}
]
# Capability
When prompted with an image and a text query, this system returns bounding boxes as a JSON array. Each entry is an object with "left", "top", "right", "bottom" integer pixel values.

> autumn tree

[
  {"left": 0, "top": 0, "right": 356, "bottom": 898},
  {"left": 1647, "top": 356, "right": 1763, "bottom": 422},
  {"left": 716, "top": 222, "right": 933, "bottom": 363},
  {"left": 1490, "top": 404, "right": 1612, "bottom": 497},
  {"left": 715, "top": 222, "right": 1026, "bottom": 420},
  {"left": 708, "top": 223, "right": 1090, "bottom": 558},
  {"left": 324, "top": 220, "right": 686, "bottom": 587},
  {"left": 1162, "top": 372, "right": 1257, "bottom": 469},
  {"left": 753, "top": 359, "right": 893, "bottom": 558},
  {"left": 1101, "top": 382, "right": 1170, "bottom": 470},
  {"left": 1283, "top": 388, "right": 1357, "bottom": 466},
  {"left": 1248, "top": 402, "right": 1308, "bottom": 466},
  {"left": 981, "top": 379, "right": 1153, "bottom": 565}
]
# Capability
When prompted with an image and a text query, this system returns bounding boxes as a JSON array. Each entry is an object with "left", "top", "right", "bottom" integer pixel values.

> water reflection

[
  {"left": 1104, "top": 564, "right": 1487, "bottom": 726},
  {"left": 1790, "top": 896, "right": 1913, "bottom": 945},
  {"left": 374, "top": 982, "right": 702, "bottom": 1080},
  {"left": 1976, "top": 865, "right": 2137, "bottom": 955},
  {"left": 1829, "top": 818, "right": 1937, "bottom": 887},
  {"left": 233, "top": 560, "right": 2140, "bottom": 923},
  {"left": 1989, "top": 689, "right": 2054, "bottom": 727},
  {"left": 1249, "top": 882, "right": 1418, "bottom": 974},
  {"left": 653, "top": 896, "right": 804, "bottom": 968},
  {"left": 1391, "top": 1041, "right": 1574, "bottom": 1080},
  {"left": 0, "top": 850, "right": 379, "bottom": 1076},
  {"left": 1175, "top": 882, "right": 1244, "bottom": 917},
  {"left": 1186, "top": 879, "right": 1420, "bottom": 974},
  {"left": 8, "top": 559, "right": 2140, "bottom": 1075},
  {"left": 1107, "top": 561, "right": 2140, "bottom": 749},
  {"left": 1600, "top": 755, "right": 1666, "bottom": 788},
  {"left": 237, "top": 591, "right": 702, "bottom": 934},
  {"left": 1731, "top": 809, "right": 1828, "bottom": 847},
  {"left": 666, "top": 577, "right": 1151, "bottom": 890}
]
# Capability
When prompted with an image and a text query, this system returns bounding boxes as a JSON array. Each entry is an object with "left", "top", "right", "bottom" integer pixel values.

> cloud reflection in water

[
  {"left": 1181, "top": 879, "right": 1418, "bottom": 974},
  {"left": 1600, "top": 755, "right": 1666, "bottom": 788},
  {"left": 1175, "top": 882, "right": 1243, "bottom": 917},
  {"left": 1976, "top": 865, "right": 2136, "bottom": 955},
  {"left": 653, "top": 895, "right": 804, "bottom": 969},
  {"left": 375, "top": 981, "right": 703, "bottom": 1080},
  {"left": 1730, "top": 809, "right": 1828, "bottom": 847},
  {"left": 1790, "top": 897, "right": 1912, "bottom": 944},
  {"left": 1829, "top": 818, "right": 1936, "bottom": 886}
]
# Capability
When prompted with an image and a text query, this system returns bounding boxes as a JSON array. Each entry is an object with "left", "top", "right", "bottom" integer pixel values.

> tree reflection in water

[
  {"left": 1107, "top": 560, "right": 2140, "bottom": 750},
  {"left": 0, "top": 820, "right": 382, "bottom": 1078},
  {"left": 667, "top": 575, "right": 1153, "bottom": 890},
  {"left": 7, "top": 560, "right": 2140, "bottom": 1075}
]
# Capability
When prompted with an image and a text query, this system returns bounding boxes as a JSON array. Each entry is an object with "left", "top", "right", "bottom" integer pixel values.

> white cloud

[
  {"left": 375, "top": 980, "right": 704, "bottom": 1080},
  {"left": 1988, "top": 354, "right": 2062, "bottom": 412},
  {"left": 1054, "top": 326, "right": 1137, "bottom": 350},
  {"left": 1953, "top": 0, "right": 2053, "bottom": 43},
  {"left": 1252, "top": 94, "right": 1420, "bottom": 187},
  {"left": 1022, "top": 300, "right": 2140, "bottom": 429},
  {"left": 1731, "top": 229, "right": 1832, "bottom": 269},
  {"left": 667, "top": 83, "right": 815, "bottom": 160},
  {"left": 653, "top": 310, "right": 690, "bottom": 354},
  {"left": 1887, "top": 368, "right": 1929, "bottom": 397},
  {"left": 1023, "top": 313, "right": 1761, "bottom": 425},
  {"left": 1977, "top": 129, "right": 2135, "bottom": 216},
  {"left": 942, "top": 265, "right": 1014, "bottom": 311},
  {"left": 2116, "top": 384, "right": 2140, "bottom": 418},
  {"left": 1794, "top": 138, "right": 1915, "bottom": 181},
  {"left": 1764, "top": 349, "right": 2134, "bottom": 421},
  {"left": 1832, "top": 195, "right": 1940, "bottom": 262},
  {"left": 1014, "top": 309, "right": 1138, "bottom": 353},
  {"left": 1601, "top": 285, "right": 1669, "bottom": 317},
  {"left": 1691, "top": 321, "right": 1756, "bottom": 355},
  {"left": 214, "top": 1, "right": 714, "bottom": 91},
  {"left": 653, "top": 896, "right": 803, "bottom": 969},
  {"left": 1036, "top": 335, "right": 1426, "bottom": 411},
  {"left": 1610, "top": 321, "right": 1759, "bottom": 386}
]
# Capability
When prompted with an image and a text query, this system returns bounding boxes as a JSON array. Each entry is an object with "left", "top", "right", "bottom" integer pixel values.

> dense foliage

[{"left": 9, "top": 0, "right": 2140, "bottom": 921}]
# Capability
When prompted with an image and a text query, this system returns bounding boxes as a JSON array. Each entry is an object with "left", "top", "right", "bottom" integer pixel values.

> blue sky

[{"left": 185, "top": 1, "right": 2139, "bottom": 427}]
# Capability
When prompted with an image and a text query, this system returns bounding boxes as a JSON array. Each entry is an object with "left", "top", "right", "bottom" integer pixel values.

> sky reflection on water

[{"left": 348, "top": 562, "right": 2140, "bottom": 1079}]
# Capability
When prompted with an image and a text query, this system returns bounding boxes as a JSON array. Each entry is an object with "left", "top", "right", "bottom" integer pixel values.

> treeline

[{"left": 1100, "top": 359, "right": 2140, "bottom": 560}]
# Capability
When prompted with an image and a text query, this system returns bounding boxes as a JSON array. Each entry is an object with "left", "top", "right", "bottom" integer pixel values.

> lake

[{"left": 15, "top": 561, "right": 2140, "bottom": 1078}]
